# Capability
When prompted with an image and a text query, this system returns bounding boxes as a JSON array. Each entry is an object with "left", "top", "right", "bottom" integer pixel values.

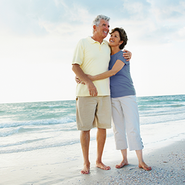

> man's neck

[{"left": 91, "top": 35, "right": 103, "bottom": 44}]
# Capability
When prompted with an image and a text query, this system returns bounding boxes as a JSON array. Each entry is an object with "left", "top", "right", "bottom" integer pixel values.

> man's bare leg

[
  {"left": 116, "top": 149, "right": 129, "bottom": 168},
  {"left": 80, "top": 130, "right": 90, "bottom": 174},
  {"left": 136, "top": 150, "right": 152, "bottom": 171},
  {"left": 96, "top": 128, "right": 111, "bottom": 170}
]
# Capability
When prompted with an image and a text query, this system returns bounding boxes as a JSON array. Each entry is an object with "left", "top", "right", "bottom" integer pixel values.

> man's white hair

[{"left": 93, "top": 15, "right": 110, "bottom": 26}]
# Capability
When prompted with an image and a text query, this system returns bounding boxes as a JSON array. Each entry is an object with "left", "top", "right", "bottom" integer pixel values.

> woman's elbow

[{"left": 110, "top": 70, "right": 117, "bottom": 76}]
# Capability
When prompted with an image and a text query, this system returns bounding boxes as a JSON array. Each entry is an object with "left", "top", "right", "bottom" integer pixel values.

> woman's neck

[{"left": 111, "top": 47, "right": 121, "bottom": 55}]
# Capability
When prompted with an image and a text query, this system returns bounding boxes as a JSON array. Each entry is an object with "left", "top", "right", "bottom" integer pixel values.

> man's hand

[
  {"left": 123, "top": 49, "right": 132, "bottom": 61},
  {"left": 75, "top": 76, "right": 85, "bottom": 85}
]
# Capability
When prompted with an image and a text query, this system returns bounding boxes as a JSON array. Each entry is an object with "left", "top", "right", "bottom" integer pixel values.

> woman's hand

[{"left": 75, "top": 74, "right": 95, "bottom": 85}]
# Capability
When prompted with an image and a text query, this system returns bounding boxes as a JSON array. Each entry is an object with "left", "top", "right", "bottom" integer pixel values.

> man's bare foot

[
  {"left": 115, "top": 159, "right": 129, "bottom": 169},
  {"left": 96, "top": 162, "right": 111, "bottom": 170},
  {"left": 81, "top": 163, "right": 90, "bottom": 174},
  {"left": 138, "top": 161, "right": 152, "bottom": 171}
]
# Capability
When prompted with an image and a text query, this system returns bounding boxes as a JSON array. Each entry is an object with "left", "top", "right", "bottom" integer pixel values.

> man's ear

[{"left": 93, "top": 25, "right": 96, "bottom": 31}]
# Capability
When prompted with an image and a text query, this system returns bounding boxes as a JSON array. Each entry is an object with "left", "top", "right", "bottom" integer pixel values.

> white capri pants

[{"left": 111, "top": 95, "right": 144, "bottom": 151}]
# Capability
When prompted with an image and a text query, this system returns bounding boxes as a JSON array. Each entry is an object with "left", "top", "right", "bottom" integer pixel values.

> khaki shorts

[{"left": 76, "top": 96, "right": 112, "bottom": 131}]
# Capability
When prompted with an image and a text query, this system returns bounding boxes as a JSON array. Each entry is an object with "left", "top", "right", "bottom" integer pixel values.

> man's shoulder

[
  {"left": 77, "top": 37, "right": 91, "bottom": 46},
  {"left": 79, "top": 37, "right": 90, "bottom": 42},
  {"left": 103, "top": 40, "right": 109, "bottom": 45}
]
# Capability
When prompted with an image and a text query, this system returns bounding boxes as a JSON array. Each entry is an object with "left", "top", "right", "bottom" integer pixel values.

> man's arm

[{"left": 72, "top": 64, "right": 98, "bottom": 96}]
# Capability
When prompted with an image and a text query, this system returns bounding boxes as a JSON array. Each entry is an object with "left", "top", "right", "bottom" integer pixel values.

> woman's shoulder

[
  {"left": 116, "top": 51, "right": 125, "bottom": 59},
  {"left": 117, "top": 50, "right": 124, "bottom": 55},
  {"left": 116, "top": 51, "right": 129, "bottom": 64}
]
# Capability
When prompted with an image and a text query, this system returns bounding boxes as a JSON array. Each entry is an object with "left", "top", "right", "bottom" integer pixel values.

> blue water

[{"left": 0, "top": 94, "right": 185, "bottom": 154}]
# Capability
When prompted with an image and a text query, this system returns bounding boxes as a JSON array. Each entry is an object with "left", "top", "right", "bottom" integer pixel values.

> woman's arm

[
  {"left": 88, "top": 60, "right": 125, "bottom": 81},
  {"left": 72, "top": 64, "right": 98, "bottom": 96}
]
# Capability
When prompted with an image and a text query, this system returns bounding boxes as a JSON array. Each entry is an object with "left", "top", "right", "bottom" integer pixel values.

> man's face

[{"left": 95, "top": 19, "right": 110, "bottom": 39}]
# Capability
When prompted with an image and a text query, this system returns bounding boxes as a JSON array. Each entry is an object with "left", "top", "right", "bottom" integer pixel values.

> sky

[{"left": 0, "top": 0, "right": 185, "bottom": 103}]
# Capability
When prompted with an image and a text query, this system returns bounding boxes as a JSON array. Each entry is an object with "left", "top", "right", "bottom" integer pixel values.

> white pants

[{"left": 111, "top": 95, "right": 144, "bottom": 151}]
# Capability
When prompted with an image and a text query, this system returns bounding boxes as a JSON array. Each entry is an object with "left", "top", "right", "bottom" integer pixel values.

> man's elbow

[
  {"left": 72, "top": 64, "right": 75, "bottom": 72},
  {"left": 72, "top": 64, "right": 79, "bottom": 72}
]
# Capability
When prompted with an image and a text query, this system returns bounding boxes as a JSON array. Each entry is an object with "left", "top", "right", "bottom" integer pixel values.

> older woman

[{"left": 87, "top": 27, "right": 151, "bottom": 171}]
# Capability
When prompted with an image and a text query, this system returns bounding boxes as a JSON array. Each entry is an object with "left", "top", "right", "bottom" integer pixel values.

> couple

[{"left": 72, "top": 15, "right": 151, "bottom": 174}]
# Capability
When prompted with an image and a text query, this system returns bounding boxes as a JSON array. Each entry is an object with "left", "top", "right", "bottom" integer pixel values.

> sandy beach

[
  {"left": 0, "top": 136, "right": 184, "bottom": 185},
  {"left": 62, "top": 139, "right": 185, "bottom": 185}
]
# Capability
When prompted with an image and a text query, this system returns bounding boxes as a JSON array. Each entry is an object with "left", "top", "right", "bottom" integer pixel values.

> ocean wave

[
  {"left": 140, "top": 115, "right": 185, "bottom": 125},
  {"left": 0, "top": 126, "right": 49, "bottom": 137},
  {"left": 0, "top": 137, "right": 81, "bottom": 154},
  {"left": 138, "top": 103, "right": 185, "bottom": 110},
  {"left": 0, "top": 117, "right": 76, "bottom": 129},
  {"left": 0, "top": 121, "right": 77, "bottom": 138},
  {"left": 0, "top": 136, "right": 51, "bottom": 148},
  {"left": 0, "top": 128, "right": 19, "bottom": 137},
  {"left": 138, "top": 95, "right": 185, "bottom": 104}
]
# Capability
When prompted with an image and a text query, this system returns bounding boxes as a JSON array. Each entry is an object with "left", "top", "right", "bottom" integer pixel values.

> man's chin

[{"left": 103, "top": 34, "right": 108, "bottom": 38}]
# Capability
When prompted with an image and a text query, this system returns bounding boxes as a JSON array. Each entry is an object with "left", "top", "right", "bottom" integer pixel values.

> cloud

[
  {"left": 119, "top": 0, "right": 150, "bottom": 20},
  {"left": 37, "top": 1, "right": 93, "bottom": 37},
  {"left": 109, "top": 0, "right": 185, "bottom": 44},
  {"left": 54, "top": 0, "right": 91, "bottom": 23},
  {"left": 177, "top": 26, "right": 185, "bottom": 38},
  {"left": 0, "top": 0, "right": 93, "bottom": 36},
  {"left": 0, "top": 0, "right": 49, "bottom": 35},
  {"left": 1, "top": 0, "right": 184, "bottom": 44},
  {"left": 148, "top": 0, "right": 185, "bottom": 20}
]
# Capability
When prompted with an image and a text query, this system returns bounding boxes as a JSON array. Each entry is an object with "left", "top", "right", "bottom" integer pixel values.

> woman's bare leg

[
  {"left": 116, "top": 149, "right": 129, "bottom": 168},
  {"left": 135, "top": 150, "right": 152, "bottom": 171}
]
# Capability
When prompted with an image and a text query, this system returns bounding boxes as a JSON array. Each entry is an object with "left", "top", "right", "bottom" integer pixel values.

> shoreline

[
  {"left": 1, "top": 138, "right": 184, "bottom": 185},
  {"left": 0, "top": 125, "right": 185, "bottom": 185}
]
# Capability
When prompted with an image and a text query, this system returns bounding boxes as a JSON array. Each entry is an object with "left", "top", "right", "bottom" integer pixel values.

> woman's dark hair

[{"left": 110, "top": 27, "right": 128, "bottom": 49}]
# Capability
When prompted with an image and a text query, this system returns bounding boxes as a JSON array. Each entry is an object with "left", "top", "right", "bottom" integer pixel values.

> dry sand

[{"left": 64, "top": 140, "right": 185, "bottom": 185}]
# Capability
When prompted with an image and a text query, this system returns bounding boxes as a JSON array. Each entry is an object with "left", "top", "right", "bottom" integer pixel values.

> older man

[{"left": 72, "top": 15, "right": 131, "bottom": 174}]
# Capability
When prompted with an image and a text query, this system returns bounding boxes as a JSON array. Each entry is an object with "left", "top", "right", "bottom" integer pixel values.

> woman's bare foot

[
  {"left": 115, "top": 159, "right": 129, "bottom": 169},
  {"left": 81, "top": 163, "right": 90, "bottom": 174},
  {"left": 96, "top": 162, "right": 111, "bottom": 170},
  {"left": 138, "top": 161, "right": 152, "bottom": 171}
]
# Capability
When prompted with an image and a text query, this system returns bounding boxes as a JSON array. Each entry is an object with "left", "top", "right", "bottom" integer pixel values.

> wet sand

[{"left": 0, "top": 127, "right": 184, "bottom": 185}]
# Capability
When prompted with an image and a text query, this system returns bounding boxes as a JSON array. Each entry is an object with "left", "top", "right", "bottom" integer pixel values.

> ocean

[{"left": 0, "top": 94, "right": 185, "bottom": 155}]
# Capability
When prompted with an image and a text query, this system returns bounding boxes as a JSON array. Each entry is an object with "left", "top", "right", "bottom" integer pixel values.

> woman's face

[{"left": 109, "top": 31, "right": 122, "bottom": 48}]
